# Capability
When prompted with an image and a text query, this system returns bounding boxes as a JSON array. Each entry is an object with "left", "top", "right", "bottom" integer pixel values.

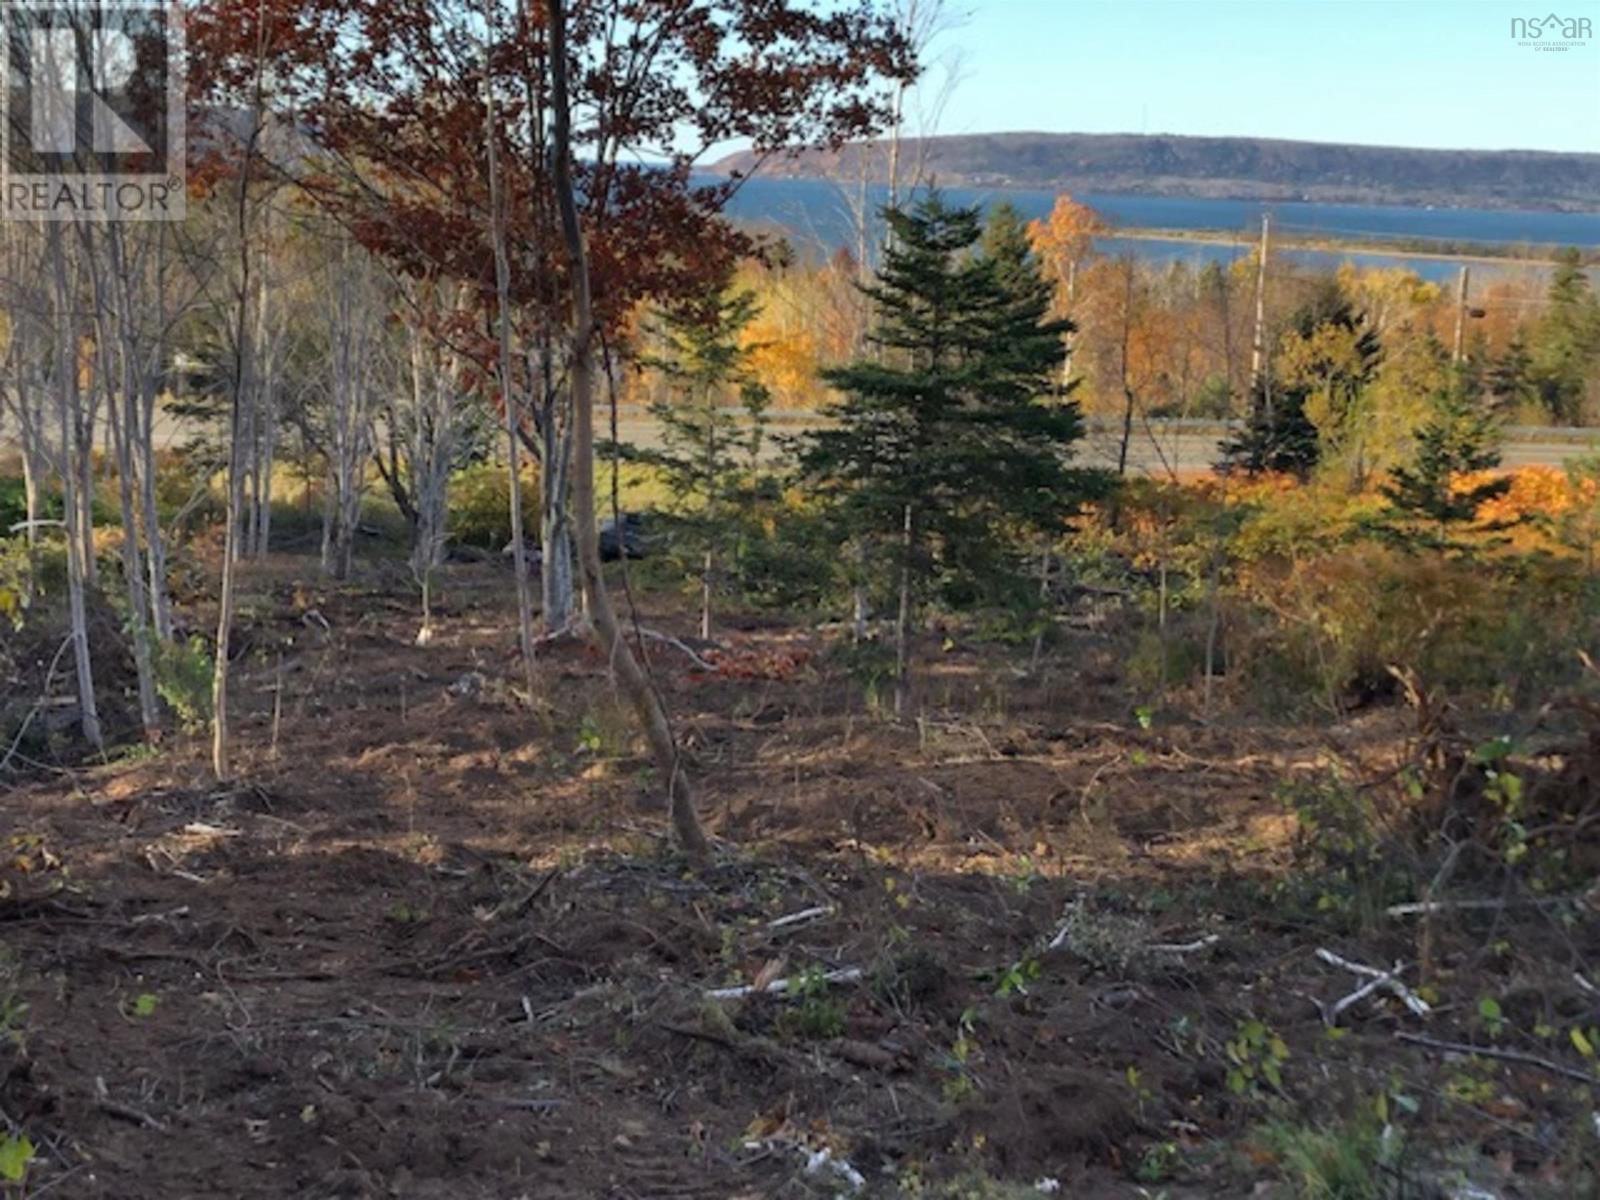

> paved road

[
  {"left": 1072, "top": 426, "right": 1600, "bottom": 476},
  {"left": 4, "top": 407, "right": 1595, "bottom": 477}
]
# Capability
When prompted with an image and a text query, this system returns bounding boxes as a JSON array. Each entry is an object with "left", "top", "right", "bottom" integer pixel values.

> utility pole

[
  {"left": 1241, "top": 214, "right": 1267, "bottom": 435},
  {"left": 1248, "top": 214, "right": 1270, "bottom": 391},
  {"left": 1452, "top": 265, "right": 1471, "bottom": 365}
]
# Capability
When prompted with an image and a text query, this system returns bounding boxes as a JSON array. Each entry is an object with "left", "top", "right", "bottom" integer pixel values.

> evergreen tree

[
  {"left": 1530, "top": 248, "right": 1600, "bottom": 424},
  {"left": 1455, "top": 329, "right": 1490, "bottom": 407},
  {"left": 799, "top": 191, "right": 1096, "bottom": 714},
  {"left": 623, "top": 278, "right": 772, "bottom": 638},
  {"left": 982, "top": 202, "right": 1054, "bottom": 319},
  {"left": 1218, "top": 282, "right": 1378, "bottom": 479},
  {"left": 1216, "top": 377, "right": 1321, "bottom": 478},
  {"left": 1382, "top": 388, "right": 1510, "bottom": 546},
  {"left": 1487, "top": 334, "right": 1537, "bottom": 417}
]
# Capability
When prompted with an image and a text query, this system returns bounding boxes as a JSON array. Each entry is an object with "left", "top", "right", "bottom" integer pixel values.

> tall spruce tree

[
  {"left": 1531, "top": 247, "right": 1600, "bottom": 424},
  {"left": 800, "top": 192, "right": 1095, "bottom": 715},
  {"left": 626, "top": 279, "right": 772, "bottom": 639}
]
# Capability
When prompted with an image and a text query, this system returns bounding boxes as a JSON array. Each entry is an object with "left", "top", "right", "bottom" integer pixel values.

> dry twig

[{"left": 1394, "top": 1031, "right": 1600, "bottom": 1086}]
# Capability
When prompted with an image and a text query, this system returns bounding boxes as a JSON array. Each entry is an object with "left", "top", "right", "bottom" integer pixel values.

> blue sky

[{"left": 918, "top": 0, "right": 1600, "bottom": 153}]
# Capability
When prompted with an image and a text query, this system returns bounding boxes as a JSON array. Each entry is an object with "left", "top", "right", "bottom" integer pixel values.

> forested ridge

[{"left": 713, "top": 131, "right": 1600, "bottom": 212}]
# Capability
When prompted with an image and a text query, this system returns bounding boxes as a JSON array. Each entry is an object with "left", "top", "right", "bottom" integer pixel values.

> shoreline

[
  {"left": 1107, "top": 225, "right": 1584, "bottom": 267},
  {"left": 711, "top": 168, "right": 1600, "bottom": 218}
]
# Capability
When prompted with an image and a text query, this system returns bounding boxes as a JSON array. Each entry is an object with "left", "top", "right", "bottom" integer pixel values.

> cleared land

[{"left": 2, "top": 557, "right": 1596, "bottom": 1197}]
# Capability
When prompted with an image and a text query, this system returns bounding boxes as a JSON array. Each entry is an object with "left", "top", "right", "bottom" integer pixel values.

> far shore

[{"left": 1108, "top": 225, "right": 1588, "bottom": 268}]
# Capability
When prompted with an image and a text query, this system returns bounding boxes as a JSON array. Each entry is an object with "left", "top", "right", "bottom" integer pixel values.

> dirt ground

[{"left": 2, "top": 558, "right": 1597, "bottom": 1199}]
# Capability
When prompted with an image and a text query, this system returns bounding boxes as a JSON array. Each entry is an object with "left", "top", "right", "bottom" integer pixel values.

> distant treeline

[{"left": 713, "top": 132, "right": 1600, "bottom": 214}]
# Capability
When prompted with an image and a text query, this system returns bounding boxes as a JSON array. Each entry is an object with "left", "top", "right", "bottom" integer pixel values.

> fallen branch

[
  {"left": 1316, "top": 948, "right": 1432, "bottom": 1018},
  {"left": 129, "top": 906, "right": 191, "bottom": 926},
  {"left": 532, "top": 620, "right": 718, "bottom": 671},
  {"left": 1148, "top": 934, "right": 1220, "bottom": 954},
  {"left": 1324, "top": 966, "right": 1403, "bottom": 1026},
  {"left": 634, "top": 627, "right": 718, "bottom": 672},
  {"left": 531, "top": 620, "right": 586, "bottom": 650},
  {"left": 1386, "top": 896, "right": 1578, "bottom": 918},
  {"left": 766, "top": 905, "right": 834, "bottom": 931},
  {"left": 95, "top": 1077, "right": 169, "bottom": 1133},
  {"left": 707, "top": 966, "right": 863, "bottom": 1001},
  {"left": 1394, "top": 1031, "right": 1600, "bottom": 1086}
]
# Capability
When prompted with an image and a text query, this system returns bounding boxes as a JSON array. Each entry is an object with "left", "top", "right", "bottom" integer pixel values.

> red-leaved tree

[{"left": 188, "top": 0, "right": 914, "bottom": 852}]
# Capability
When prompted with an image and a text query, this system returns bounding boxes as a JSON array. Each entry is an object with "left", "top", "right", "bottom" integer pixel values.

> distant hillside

[{"left": 710, "top": 133, "right": 1600, "bottom": 213}]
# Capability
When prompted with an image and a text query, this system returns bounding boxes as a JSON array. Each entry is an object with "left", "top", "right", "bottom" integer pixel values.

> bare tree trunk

[
  {"left": 74, "top": 376, "right": 98, "bottom": 588},
  {"left": 550, "top": 0, "right": 708, "bottom": 858},
  {"left": 847, "top": 152, "right": 872, "bottom": 642},
  {"left": 402, "top": 320, "right": 455, "bottom": 576},
  {"left": 19, "top": 419, "right": 42, "bottom": 551},
  {"left": 11, "top": 356, "right": 46, "bottom": 560},
  {"left": 538, "top": 391, "right": 575, "bottom": 630},
  {"left": 136, "top": 284, "right": 173, "bottom": 640},
  {"left": 253, "top": 247, "right": 277, "bottom": 557},
  {"left": 700, "top": 548, "right": 713, "bottom": 642},
  {"left": 240, "top": 382, "right": 258, "bottom": 562},
  {"left": 893, "top": 503, "right": 913, "bottom": 719},
  {"left": 88, "top": 223, "right": 161, "bottom": 738},
  {"left": 48, "top": 225, "right": 103, "bottom": 750},
  {"left": 1029, "top": 546, "right": 1050, "bottom": 673},
  {"left": 214, "top": 386, "right": 247, "bottom": 778},
  {"left": 104, "top": 340, "right": 161, "bottom": 738},
  {"left": 321, "top": 237, "right": 376, "bottom": 581},
  {"left": 1117, "top": 257, "right": 1136, "bottom": 476},
  {"left": 481, "top": 0, "right": 538, "bottom": 683},
  {"left": 214, "top": 59, "right": 267, "bottom": 781},
  {"left": 318, "top": 475, "right": 335, "bottom": 572}
]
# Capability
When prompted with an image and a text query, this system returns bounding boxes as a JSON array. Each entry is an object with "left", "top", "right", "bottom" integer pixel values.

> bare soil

[{"left": 1, "top": 558, "right": 1596, "bottom": 1198}]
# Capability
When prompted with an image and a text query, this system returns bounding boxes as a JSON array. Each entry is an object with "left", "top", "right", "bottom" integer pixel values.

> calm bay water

[{"left": 711, "top": 176, "right": 1600, "bottom": 283}]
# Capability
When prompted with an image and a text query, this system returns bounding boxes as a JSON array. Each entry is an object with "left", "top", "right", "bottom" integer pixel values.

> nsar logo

[{"left": 1510, "top": 11, "right": 1593, "bottom": 51}]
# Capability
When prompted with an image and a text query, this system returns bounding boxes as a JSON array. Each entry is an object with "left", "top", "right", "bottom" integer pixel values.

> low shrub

[{"left": 447, "top": 463, "right": 541, "bottom": 550}]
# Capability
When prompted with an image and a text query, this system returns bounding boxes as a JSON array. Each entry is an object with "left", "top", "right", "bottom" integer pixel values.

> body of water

[{"left": 711, "top": 176, "right": 1600, "bottom": 283}]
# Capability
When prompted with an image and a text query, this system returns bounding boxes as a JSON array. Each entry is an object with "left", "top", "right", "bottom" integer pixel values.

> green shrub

[
  {"left": 0, "top": 476, "right": 38, "bottom": 533},
  {"left": 1126, "top": 626, "right": 1207, "bottom": 694},
  {"left": 775, "top": 966, "right": 846, "bottom": 1040},
  {"left": 1234, "top": 543, "right": 1599, "bottom": 712},
  {"left": 1277, "top": 775, "right": 1416, "bottom": 932},
  {"left": 447, "top": 464, "right": 540, "bottom": 550},
  {"left": 152, "top": 635, "right": 214, "bottom": 731}
]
